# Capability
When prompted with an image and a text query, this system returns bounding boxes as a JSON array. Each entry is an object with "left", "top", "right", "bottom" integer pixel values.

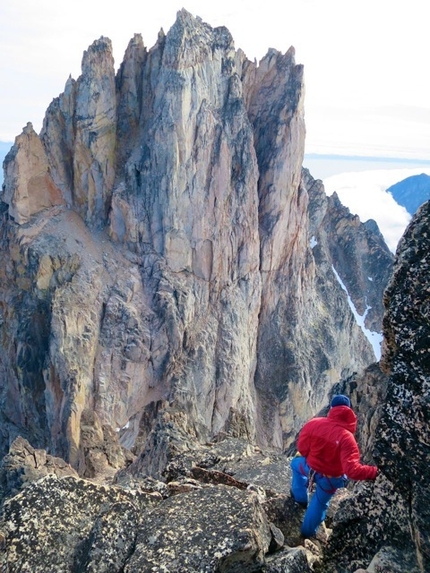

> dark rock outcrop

[
  {"left": 315, "top": 200, "right": 430, "bottom": 573},
  {"left": 377, "top": 199, "right": 430, "bottom": 571}
]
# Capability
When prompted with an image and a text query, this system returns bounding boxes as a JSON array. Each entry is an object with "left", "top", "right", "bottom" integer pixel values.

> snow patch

[
  {"left": 310, "top": 236, "right": 318, "bottom": 249},
  {"left": 116, "top": 421, "right": 130, "bottom": 432},
  {"left": 332, "top": 265, "right": 382, "bottom": 360}
]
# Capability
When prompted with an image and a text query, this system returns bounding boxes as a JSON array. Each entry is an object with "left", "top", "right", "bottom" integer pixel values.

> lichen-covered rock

[
  {"left": 316, "top": 201, "right": 430, "bottom": 573},
  {"left": 81, "top": 500, "right": 140, "bottom": 573},
  {"left": 0, "top": 436, "right": 77, "bottom": 505},
  {"left": 0, "top": 437, "right": 321, "bottom": 572},
  {"left": 0, "top": 474, "right": 157, "bottom": 573},
  {"left": 2, "top": 426, "right": 424, "bottom": 572},
  {"left": 209, "top": 445, "right": 292, "bottom": 497},
  {"left": 366, "top": 545, "right": 421, "bottom": 573},
  {"left": 375, "top": 199, "right": 430, "bottom": 572},
  {"left": 124, "top": 485, "right": 272, "bottom": 572},
  {"left": 262, "top": 547, "right": 313, "bottom": 572},
  {"left": 318, "top": 475, "right": 415, "bottom": 572}
]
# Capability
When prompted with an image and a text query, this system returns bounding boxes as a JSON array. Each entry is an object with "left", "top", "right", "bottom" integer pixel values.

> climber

[{"left": 290, "top": 394, "right": 379, "bottom": 539}]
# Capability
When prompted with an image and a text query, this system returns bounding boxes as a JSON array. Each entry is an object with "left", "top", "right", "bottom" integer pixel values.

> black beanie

[{"left": 331, "top": 395, "right": 351, "bottom": 408}]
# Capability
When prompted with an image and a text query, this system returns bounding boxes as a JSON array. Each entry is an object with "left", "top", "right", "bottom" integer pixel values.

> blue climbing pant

[{"left": 290, "top": 456, "right": 346, "bottom": 537}]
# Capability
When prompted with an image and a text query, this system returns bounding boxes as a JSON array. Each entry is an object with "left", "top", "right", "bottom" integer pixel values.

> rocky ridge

[
  {"left": 2, "top": 196, "right": 429, "bottom": 570},
  {"left": 0, "top": 11, "right": 393, "bottom": 471}
]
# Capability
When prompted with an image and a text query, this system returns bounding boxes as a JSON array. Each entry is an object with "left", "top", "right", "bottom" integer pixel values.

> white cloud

[{"left": 324, "top": 168, "right": 430, "bottom": 252}]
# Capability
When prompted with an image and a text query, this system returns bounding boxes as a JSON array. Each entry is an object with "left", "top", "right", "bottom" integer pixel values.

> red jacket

[{"left": 297, "top": 405, "right": 378, "bottom": 480}]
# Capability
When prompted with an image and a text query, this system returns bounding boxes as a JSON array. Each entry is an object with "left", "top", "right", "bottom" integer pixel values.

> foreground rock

[
  {"left": 0, "top": 438, "right": 315, "bottom": 573},
  {"left": 0, "top": 474, "right": 157, "bottom": 572},
  {"left": 125, "top": 486, "right": 272, "bottom": 572},
  {"left": 0, "top": 419, "right": 419, "bottom": 573},
  {"left": 315, "top": 202, "right": 430, "bottom": 573},
  {"left": 377, "top": 200, "right": 430, "bottom": 571},
  {"left": 0, "top": 435, "right": 77, "bottom": 506}
]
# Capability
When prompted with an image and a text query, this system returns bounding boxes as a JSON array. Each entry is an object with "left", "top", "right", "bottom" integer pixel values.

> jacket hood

[{"left": 327, "top": 404, "right": 357, "bottom": 433}]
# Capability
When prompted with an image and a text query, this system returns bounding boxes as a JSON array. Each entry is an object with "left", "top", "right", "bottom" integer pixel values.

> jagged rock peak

[
  {"left": 124, "top": 32, "right": 144, "bottom": 52},
  {"left": 39, "top": 32, "right": 117, "bottom": 228},
  {"left": 2, "top": 122, "right": 64, "bottom": 224},
  {"left": 161, "top": 9, "right": 235, "bottom": 73},
  {"left": 0, "top": 11, "right": 393, "bottom": 470},
  {"left": 22, "top": 121, "right": 34, "bottom": 135},
  {"left": 81, "top": 35, "right": 114, "bottom": 67}
]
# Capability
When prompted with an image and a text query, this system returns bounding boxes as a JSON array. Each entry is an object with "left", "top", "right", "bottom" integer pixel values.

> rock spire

[{"left": 0, "top": 10, "right": 392, "bottom": 466}]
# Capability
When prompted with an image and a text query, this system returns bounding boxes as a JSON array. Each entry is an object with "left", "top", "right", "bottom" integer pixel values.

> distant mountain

[
  {"left": 387, "top": 173, "right": 430, "bottom": 215},
  {"left": 0, "top": 141, "right": 13, "bottom": 185}
]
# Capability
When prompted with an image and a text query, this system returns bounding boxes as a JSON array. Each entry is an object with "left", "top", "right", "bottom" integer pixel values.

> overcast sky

[
  {"left": 1, "top": 0, "right": 429, "bottom": 253},
  {"left": 1, "top": 0, "right": 429, "bottom": 161}
]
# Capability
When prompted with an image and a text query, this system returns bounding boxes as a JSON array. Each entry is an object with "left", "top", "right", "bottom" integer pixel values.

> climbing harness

[{"left": 308, "top": 469, "right": 316, "bottom": 497}]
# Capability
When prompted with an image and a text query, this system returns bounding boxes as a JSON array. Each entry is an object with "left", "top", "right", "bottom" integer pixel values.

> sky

[
  {"left": 1, "top": 0, "right": 429, "bottom": 160},
  {"left": 1, "top": 0, "right": 429, "bottom": 252}
]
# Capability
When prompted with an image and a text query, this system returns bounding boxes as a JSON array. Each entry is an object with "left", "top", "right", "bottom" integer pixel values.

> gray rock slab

[
  {"left": 0, "top": 474, "right": 157, "bottom": 573},
  {"left": 125, "top": 484, "right": 272, "bottom": 572}
]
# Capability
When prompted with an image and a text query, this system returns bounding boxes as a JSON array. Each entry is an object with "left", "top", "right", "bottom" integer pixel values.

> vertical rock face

[
  {"left": 2, "top": 123, "right": 65, "bottom": 223},
  {"left": 42, "top": 37, "right": 117, "bottom": 226},
  {"left": 252, "top": 168, "right": 393, "bottom": 447},
  {"left": 0, "top": 10, "right": 393, "bottom": 466},
  {"left": 241, "top": 47, "right": 310, "bottom": 446},
  {"left": 375, "top": 200, "right": 430, "bottom": 572},
  {"left": 110, "top": 11, "right": 263, "bottom": 445}
]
